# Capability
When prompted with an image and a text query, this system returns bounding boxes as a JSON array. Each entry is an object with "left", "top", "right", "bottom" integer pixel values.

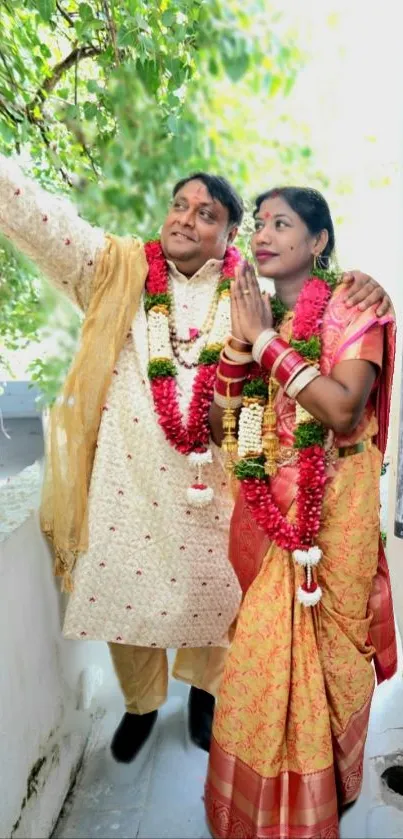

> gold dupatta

[{"left": 40, "top": 234, "right": 148, "bottom": 591}]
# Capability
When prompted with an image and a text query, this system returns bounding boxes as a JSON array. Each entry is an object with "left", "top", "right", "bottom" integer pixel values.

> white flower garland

[
  {"left": 237, "top": 402, "right": 264, "bottom": 458},
  {"left": 148, "top": 310, "right": 172, "bottom": 359},
  {"left": 147, "top": 288, "right": 231, "bottom": 507},
  {"left": 208, "top": 294, "right": 231, "bottom": 345},
  {"left": 237, "top": 389, "right": 324, "bottom": 607}
]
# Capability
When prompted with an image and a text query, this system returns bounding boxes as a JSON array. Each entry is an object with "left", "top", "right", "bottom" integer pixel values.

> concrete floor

[
  {"left": 53, "top": 668, "right": 403, "bottom": 839},
  {"left": 0, "top": 417, "right": 44, "bottom": 481},
  {"left": 53, "top": 676, "right": 211, "bottom": 839}
]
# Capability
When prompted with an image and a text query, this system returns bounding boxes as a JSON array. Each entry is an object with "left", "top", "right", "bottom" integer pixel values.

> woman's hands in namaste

[{"left": 231, "top": 261, "right": 273, "bottom": 346}]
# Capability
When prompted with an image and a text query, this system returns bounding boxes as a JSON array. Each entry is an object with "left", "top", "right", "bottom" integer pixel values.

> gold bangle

[
  {"left": 283, "top": 363, "right": 310, "bottom": 393},
  {"left": 220, "top": 349, "right": 249, "bottom": 369},
  {"left": 216, "top": 370, "right": 245, "bottom": 385},
  {"left": 229, "top": 334, "right": 252, "bottom": 347},
  {"left": 286, "top": 367, "right": 321, "bottom": 400},
  {"left": 252, "top": 329, "right": 278, "bottom": 364},
  {"left": 224, "top": 343, "right": 253, "bottom": 363}
]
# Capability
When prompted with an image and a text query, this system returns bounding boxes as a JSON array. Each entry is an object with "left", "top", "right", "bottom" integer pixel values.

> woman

[{"left": 206, "top": 187, "right": 397, "bottom": 838}]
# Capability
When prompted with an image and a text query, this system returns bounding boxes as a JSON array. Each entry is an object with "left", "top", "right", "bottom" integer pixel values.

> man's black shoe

[{"left": 111, "top": 710, "right": 158, "bottom": 763}]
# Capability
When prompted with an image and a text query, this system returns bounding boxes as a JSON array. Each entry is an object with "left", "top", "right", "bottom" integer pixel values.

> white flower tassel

[
  {"left": 293, "top": 546, "right": 323, "bottom": 607},
  {"left": 188, "top": 450, "right": 213, "bottom": 467},
  {"left": 187, "top": 449, "right": 214, "bottom": 507},
  {"left": 238, "top": 403, "right": 265, "bottom": 458}
]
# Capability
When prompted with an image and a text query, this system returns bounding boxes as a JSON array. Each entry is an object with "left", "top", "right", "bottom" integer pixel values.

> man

[{"left": 0, "top": 155, "right": 392, "bottom": 764}]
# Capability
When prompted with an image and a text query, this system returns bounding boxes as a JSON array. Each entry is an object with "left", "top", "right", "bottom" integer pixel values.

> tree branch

[
  {"left": 102, "top": 0, "right": 120, "bottom": 65},
  {"left": 74, "top": 48, "right": 80, "bottom": 105},
  {"left": 56, "top": 1, "right": 75, "bottom": 27},
  {"left": 0, "top": 50, "right": 17, "bottom": 87},
  {"left": 0, "top": 95, "right": 24, "bottom": 124},
  {"left": 0, "top": 42, "right": 104, "bottom": 186},
  {"left": 26, "top": 112, "right": 74, "bottom": 186},
  {"left": 62, "top": 115, "right": 100, "bottom": 177},
  {"left": 33, "top": 45, "right": 102, "bottom": 104}
]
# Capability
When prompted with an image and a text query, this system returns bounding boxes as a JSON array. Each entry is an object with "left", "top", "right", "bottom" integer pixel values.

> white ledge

[{"left": 0, "top": 461, "right": 42, "bottom": 542}]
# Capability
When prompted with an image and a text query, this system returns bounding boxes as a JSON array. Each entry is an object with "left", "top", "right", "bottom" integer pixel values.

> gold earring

[{"left": 313, "top": 253, "right": 326, "bottom": 274}]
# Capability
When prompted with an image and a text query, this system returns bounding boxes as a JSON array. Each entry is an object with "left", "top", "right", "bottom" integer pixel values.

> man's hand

[{"left": 342, "top": 271, "right": 392, "bottom": 317}]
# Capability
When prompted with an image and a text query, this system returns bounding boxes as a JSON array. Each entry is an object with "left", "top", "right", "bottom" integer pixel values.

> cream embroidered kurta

[{"left": 0, "top": 155, "right": 241, "bottom": 648}]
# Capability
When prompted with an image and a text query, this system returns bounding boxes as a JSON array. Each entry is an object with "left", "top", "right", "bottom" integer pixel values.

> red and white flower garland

[
  {"left": 235, "top": 275, "right": 335, "bottom": 605},
  {"left": 144, "top": 240, "right": 240, "bottom": 506}
]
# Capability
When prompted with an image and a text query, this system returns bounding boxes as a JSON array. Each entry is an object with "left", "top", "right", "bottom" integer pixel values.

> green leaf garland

[
  {"left": 144, "top": 293, "right": 171, "bottom": 312},
  {"left": 148, "top": 359, "right": 177, "bottom": 379},
  {"left": 198, "top": 345, "right": 222, "bottom": 365},
  {"left": 290, "top": 336, "right": 321, "bottom": 361},
  {"left": 242, "top": 377, "right": 268, "bottom": 399},
  {"left": 234, "top": 456, "right": 266, "bottom": 480},
  {"left": 293, "top": 420, "right": 325, "bottom": 449}
]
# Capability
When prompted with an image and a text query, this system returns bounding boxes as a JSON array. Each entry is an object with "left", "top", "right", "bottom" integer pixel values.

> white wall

[{"left": 0, "top": 467, "right": 113, "bottom": 839}]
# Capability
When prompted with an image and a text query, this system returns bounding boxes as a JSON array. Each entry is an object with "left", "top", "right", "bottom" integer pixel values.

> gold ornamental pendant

[
  {"left": 222, "top": 402, "right": 238, "bottom": 472},
  {"left": 262, "top": 378, "right": 280, "bottom": 477}
]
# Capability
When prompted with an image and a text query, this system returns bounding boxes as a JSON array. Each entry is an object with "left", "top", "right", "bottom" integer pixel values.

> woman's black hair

[{"left": 254, "top": 187, "right": 335, "bottom": 266}]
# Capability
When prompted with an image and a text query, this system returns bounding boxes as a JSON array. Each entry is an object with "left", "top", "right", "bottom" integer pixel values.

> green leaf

[
  {"left": 40, "top": 43, "right": 52, "bottom": 58},
  {"left": 222, "top": 51, "right": 250, "bottom": 82},
  {"left": 0, "top": 0, "right": 309, "bottom": 400},
  {"left": 79, "top": 2, "right": 94, "bottom": 21},
  {"left": 86, "top": 79, "right": 104, "bottom": 94},
  {"left": 83, "top": 101, "right": 98, "bottom": 120},
  {"left": 148, "top": 359, "right": 177, "bottom": 379},
  {"left": 117, "top": 23, "right": 136, "bottom": 48},
  {"left": 293, "top": 421, "right": 325, "bottom": 450},
  {"left": 234, "top": 456, "right": 266, "bottom": 480},
  {"left": 167, "top": 113, "right": 177, "bottom": 133},
  {"left": 36, "top": 0, "right": 56, "bottom": 22},
  {"left": 162, "top": 10, "right": 175, "bottom": 26},
  {"left": 144, "top": 293, "right": 171, "bottom": 312},
  {"left": 290, "top": 336, "right": 321, "bottom": 360},
  {"left": 136, "top": 59, "right": 159, "bottom": 95},
  {"left": 198, "top": 345, "right": 222, "bottom": 364},
  {"left": 208, "top": 57, "right": 219, "bottom": 76},
  {"left": 271, "top": 295, "right": 288, "bottom": 327},
  {"left": 0, "top": 122, "right": 15, "bottom": 143},
  {"left": 242, "top": 378, "right": 268, "bottom": 400}
]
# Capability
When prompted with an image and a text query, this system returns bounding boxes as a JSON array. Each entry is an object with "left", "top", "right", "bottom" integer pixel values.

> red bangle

[
  {"left": 219, "top": 355, "right": 251, "bottom": 379},
  {"left": 260, "top": 337, "right": 290, "bottom": 372},
  {"left": 275, "top": 352, "right": 306, "bottom": 387},
  {"left": 214, "top": 377, "right": 245, "bottom": 397}
]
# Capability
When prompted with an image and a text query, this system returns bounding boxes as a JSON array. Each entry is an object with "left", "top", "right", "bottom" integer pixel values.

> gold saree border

[
  {"left": 205, "top": 694, "right": 372, "bottom": 839},
  {"left": 206, "top": 737, "right": 339, "bottom": 839},
  {"left": 333, "top": 691, "right": 372, "bottom": 803}
]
